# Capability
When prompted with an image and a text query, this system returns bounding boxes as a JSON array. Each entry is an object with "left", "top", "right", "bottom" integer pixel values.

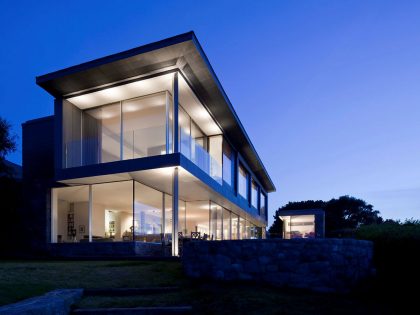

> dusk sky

[{"left": 1, "top": 0, "right": 419, "bottom": 224}]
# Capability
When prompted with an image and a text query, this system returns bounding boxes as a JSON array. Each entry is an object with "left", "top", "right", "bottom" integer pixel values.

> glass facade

[
  {"left": 92, "top": 181, "right": 133, "bottom": 242},
  {"left": 83, "top": 102, "right": 121, "bottom": 164},
  {"left": 238, "top": 163, "right": 248, "bottom": 199},
  {"left": 122, "top": 93, "right": 167, "bottom": 160},
  {"left": 51, "top": 178, "right": 263, "bottom": 243},
  {"left": 282, "top": 215, "right": 316, "bottom": 239},
  {"left": 231, "top": 214, "right": 239, "bottom": 240},
  {"left": 260, "top": 193, "right": 266, "bottom": 217},
  {"left": 210, "top": 202, "right": 223, "bottom": 240},
  {"left": 223, "top": 208, "right": 231, "bottom": 240},
  {"left": 56, "top": 71, "right": 269, "bottom": 248},
  {"left": 134, "top": 182, "right": 162, "bottom": 242},
  {"left": 51, "top": 185, "right": 89, "bottom": 243},
  {"left": 222, "top": 139, "right": 233, "bottom": 187},
  {"left": 251, "top": 179, "right": 258, "bottom": 209}
]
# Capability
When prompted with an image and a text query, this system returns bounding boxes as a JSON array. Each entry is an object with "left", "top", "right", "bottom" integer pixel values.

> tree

[
  {"left": 268, "top": 196, "right": 382, "bottom": 238},
  {"left": 324, "top": 196, "right": 382, "bottom": 236},
  {"left": 0, "top": 116, "right": 18, "bottom": 254},
  {"left": 0, "top": 117, "right": 16, "bottom": 175}
]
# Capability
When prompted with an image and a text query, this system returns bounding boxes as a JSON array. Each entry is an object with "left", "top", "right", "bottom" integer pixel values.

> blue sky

[{"left": 1, "top": 0, "right": 419, "bottom": 223}]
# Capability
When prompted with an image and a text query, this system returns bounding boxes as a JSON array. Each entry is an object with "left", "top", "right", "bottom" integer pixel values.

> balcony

[{"left": 61, "top": 72, "right": 223, "bottom": 184}]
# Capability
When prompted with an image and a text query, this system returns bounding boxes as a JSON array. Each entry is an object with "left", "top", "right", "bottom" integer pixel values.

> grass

[
  {"left": 0, "top": 260, "right": 402, "bottom": 314},
  {"left": 0, "top": 260, "right": 184, "bottom": 306}
]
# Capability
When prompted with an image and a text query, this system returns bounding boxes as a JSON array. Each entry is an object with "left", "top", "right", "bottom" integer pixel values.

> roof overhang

[{"left": 36, "top": 31, "right": 276, "bottom": 192}]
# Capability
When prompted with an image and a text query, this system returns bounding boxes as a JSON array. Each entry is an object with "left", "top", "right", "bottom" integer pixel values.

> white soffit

[{"left": 67, "top": 73, "right": 174, "bottom": 109}]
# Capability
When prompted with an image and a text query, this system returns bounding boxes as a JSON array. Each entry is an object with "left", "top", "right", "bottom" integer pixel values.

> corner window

[
  {"left": 238, "top": 163, "right": 248, "bottom": 199},
  {"left": 251, "top": 179, "right": 258, "bottom": 208}
]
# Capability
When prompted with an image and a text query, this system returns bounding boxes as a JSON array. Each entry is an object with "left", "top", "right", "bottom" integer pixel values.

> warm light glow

[{"left": 67, "top": 73, "right": 173, "bottom": 109}]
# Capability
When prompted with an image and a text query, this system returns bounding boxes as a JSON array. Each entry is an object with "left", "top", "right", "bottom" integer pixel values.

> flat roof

[
  {"left": 278, "top": 209, "right": 325, "bottom": 216},
  {"left": 36, "top": 31, "right": 276, "bottom": 192}
]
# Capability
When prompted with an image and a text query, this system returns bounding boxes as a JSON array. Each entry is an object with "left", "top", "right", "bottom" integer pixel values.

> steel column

[{"left": 172, "top": 167, "right": 179, "bottom": 256}]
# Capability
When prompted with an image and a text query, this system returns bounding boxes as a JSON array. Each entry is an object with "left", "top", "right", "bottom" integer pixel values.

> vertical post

[
  {"left": 221, "top": 207, "right": 224, "bottom": 240},
  {"left": 162, "top": 193, "right": 166, "bottom": 237},
  {"left": 54, "top": 98, "right": 63, "bottom": 171},
  {"left": 228, "top": 211, "right": 232, "bottom": 240},
  {"left": 234, "top": 153, "right": 239, "bottom": 196},
  {"left": 165, "top": 92, "right": 170, "bottom": 154},
  {"left": 88, "top": 185, "right": 92, "bottom": 242},
  {"left": 173, "top": 72, "right": 179, "bottom": 154},
  {"left": 132, "top": 180, "right": 135, "bottom": 241},
  {"left": 120, "top": 101, "right": 123, "bottom": 160},
  {"left": 237, "top": 215, "right": 240, "bottom": 240},
  {"left": 208, "top": 200, "right": 211, "bottom": 239},
  {"left": 51, "top": 188, "right": 58, "bottom": 243},
  {"left": 172, "top": 167, "right": 179, "bottom": 256}
]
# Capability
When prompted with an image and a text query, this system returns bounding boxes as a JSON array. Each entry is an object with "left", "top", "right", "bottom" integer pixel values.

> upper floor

[{"left": 35, "top": 32, "right": 276, "bottom": 221}]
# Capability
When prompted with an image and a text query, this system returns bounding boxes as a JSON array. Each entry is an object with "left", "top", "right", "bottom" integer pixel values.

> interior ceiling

[
  {"left": 37, "top": 32, "right": 275, "bottom": 192},
  {"left": 66, "top": 72, "right": 221, "bottom": 136},
  {"left": 58, "top": 167, "right": 263, "bottom": 225},
  {"left": 67, "top": 74, "right": 173, "bottom": 109}
]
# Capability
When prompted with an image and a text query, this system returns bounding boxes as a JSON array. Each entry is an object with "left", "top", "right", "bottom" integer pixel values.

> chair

[{"left": 191, "top": 231, "right": 201, "bottom": 240}]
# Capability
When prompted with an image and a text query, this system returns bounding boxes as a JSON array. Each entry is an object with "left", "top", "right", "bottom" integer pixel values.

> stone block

[{"left": 0, "top": 289, "right": 83, "bottom": 315}]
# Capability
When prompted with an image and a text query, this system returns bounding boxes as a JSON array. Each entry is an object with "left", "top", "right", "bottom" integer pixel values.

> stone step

[
  {"left": 84, "top": 287, "right": 180, "bottom": 296},
  {"left": 72, "top": 306, "right": 192, "bottom": 315}
]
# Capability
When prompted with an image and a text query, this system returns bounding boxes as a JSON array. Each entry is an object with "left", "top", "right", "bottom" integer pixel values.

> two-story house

[{"left": 22, "top": 32, "right": 275, "bottom": 257}]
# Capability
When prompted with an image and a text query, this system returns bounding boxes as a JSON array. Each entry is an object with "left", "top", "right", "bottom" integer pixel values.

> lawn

[{"left": 0, "top": 260, "right": 400, "bottom": 314}]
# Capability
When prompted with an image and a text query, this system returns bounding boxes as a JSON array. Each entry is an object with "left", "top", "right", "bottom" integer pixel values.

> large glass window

[
  {"left": 222, "top": 139, "right": 233, "bottom": 187},
  {"left": 209, "top": 136, "right": 223, "bottom": 183},
  {"left": 178, "top": 75, "right": 223, "bottom": 183},
  {"left": 83, "top": 103, "right": 121, "bottom": 164},
  {"left": 123, "top": 93, "right": 167, "bottom": 160},
  {"left": 251, "top": 179, "right": 258, "bottom": 209},
  {"left": 190, "top": 121, "right": 208, "bottom": 172},
  {"left": 52, "top": 185, "right": 89, "bottom": 243},
  {"left": 210, "top": 202, "right": 223, "bottom": 240},
  {"left": 134, "top": 182, "right": 162, "bottom": 242},
  {"left": 239, "top": 216, "right": 247, "bottom": 239},
  {"left": 238, "top": 164, "right": 248, "bottom": 199},
  {"left": 179, "top": 200, "right": 187, "bottom": 236},
  {"left": 282, "top": 215, "right": 315, "bottom": 239},
  {"left": 92, "top": 181, "right": 133, "bottom": 242},
  {"left": 179, "top": 106, "right": 191, "bottom": 159},
  {"left": 231, "top": 214, "right": 239, "bottom": 240},
  {"left": 62, "top": 73, "right": 174, "bottom": 168},
  {"left": 185, "top": 201, "right": 210, "bottom": 238},
  {"left": 223, "top": 208, "right": 231, "bottom": 240},
  {"left": 260, "top": 193, "right": 266, "bottom": 217}
]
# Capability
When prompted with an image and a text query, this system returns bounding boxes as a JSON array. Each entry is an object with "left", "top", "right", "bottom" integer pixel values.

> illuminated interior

[
  {"left": 51, "top": 167, "right": 262, "bottom": 243},
  {"left": 62, "top": 72, "right": 226, "bottom": 183},
  {"left": 280, "top": 215, "right": 316, "bottom": 239}
]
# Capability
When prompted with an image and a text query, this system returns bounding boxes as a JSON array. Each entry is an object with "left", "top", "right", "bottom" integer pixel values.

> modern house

[{"left": 22, "top": 32, "right": 275, "bottom": 257}]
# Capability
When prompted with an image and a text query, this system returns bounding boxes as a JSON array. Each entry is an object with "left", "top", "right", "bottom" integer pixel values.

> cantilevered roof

[{"left": 36, "top": 31, "right": 276, "bottom": 192}]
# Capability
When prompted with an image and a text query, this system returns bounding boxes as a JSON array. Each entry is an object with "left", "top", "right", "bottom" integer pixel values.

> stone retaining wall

[{"left": 182, "top": 239, "right": 374, "bottom": 292}]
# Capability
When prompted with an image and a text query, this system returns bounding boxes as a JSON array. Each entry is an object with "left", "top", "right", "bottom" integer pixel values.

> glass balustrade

[{"left": 180, "top": 130, "right": 222, "bottom": 184}]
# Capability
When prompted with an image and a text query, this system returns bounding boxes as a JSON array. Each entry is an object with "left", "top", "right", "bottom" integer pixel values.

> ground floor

[{"left": 51, "top": 166, "right": 265, "bottom": 256}]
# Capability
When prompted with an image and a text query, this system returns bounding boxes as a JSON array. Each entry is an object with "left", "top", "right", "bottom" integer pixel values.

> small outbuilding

[{"left": 278, "top": 209, "right": 325, "bottom": 239}]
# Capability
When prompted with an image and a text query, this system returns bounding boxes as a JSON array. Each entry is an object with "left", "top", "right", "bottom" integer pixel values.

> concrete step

[
  {"left": 72, "top": 306, "right": 192, "bottom": 314},
  {"left": 84, "top": 287, "right": 180, "bottom": 296}
]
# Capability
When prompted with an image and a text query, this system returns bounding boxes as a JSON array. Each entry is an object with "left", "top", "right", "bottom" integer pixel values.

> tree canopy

[
  {"left": 0, "top": 117, "right": 16, "bottom": 174},
  {"left": 269, "top": 195, "right": 383, "bottom": 238}
]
